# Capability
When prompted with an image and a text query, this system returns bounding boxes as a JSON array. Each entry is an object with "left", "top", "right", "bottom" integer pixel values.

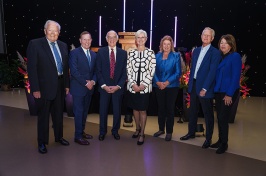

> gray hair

[
  {"left": 106, "top": 30, "right": 118, "bottom": 39},
  {"left": 44, "top": 20, "right": 61, "bottom": 31},
  {"left": 135, "top": 29, "right": 147, "bottom": 38},
  {"left": 202, "top": 27, "right": 215, "bottom": 38}
]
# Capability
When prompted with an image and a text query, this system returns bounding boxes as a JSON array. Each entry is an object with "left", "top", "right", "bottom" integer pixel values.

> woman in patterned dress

[{"left": 127, "top": 29, "right": 156, "bottom": 145}]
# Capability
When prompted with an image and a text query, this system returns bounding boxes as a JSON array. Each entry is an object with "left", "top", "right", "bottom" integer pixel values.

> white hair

[
  {"left": 106, "top": 30, "right": 118, "bottom": 39},
  {"left": 202, "top": 27, "right": 215, "bottom": 38},
  {"left": 135, "top": 29, "right": 147, "bottom": 38},
  {"left": 44, "top": 20, "right": 61, "bottom": 31}
]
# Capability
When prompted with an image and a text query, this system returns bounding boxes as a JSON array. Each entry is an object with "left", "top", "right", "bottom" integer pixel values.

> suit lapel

[{"left": 41, "top": 37, "right": 57, "bottom": 68}]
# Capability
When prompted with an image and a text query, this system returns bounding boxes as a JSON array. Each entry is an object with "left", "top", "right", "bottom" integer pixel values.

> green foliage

[{"left": 0, "top": 59, "right": 20, "bottom": 86}]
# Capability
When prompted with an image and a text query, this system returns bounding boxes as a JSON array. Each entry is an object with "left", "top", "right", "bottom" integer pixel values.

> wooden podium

[{"left": 118, "top": 32, "right": 137, "bottom": 52}]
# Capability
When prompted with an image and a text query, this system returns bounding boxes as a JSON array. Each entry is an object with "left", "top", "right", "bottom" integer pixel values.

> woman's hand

[{"left": 223, "top": 95, "right": 232, "bottom": 106}]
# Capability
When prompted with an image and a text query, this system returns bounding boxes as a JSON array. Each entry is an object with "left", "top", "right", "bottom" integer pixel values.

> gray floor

[{"left": 0, "top": 105, "right": 265, "bottom": 176}]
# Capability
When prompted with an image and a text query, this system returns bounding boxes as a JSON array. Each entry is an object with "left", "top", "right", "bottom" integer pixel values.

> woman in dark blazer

[
  {"left": 211, "top": 34, "right": 242, "bottom": 154},
  {"left": 152, "top": 35, "right": 181, "bottom": 141}
]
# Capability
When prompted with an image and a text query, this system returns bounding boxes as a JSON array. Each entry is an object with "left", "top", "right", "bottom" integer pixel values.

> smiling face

[
  {"left": 162, "top": 39, "right": 171, "bottom": 53},
  {"left": 219, "top": 38, "right": 232, "bottom": 54},
  {"left": 106, "top": 31, "right": 118, "bottom": 48},
  {"left": 136, "top": 32, "right": 147, "bottom": 47},
  {"left": 201, "top": 29, "right": 214, "bottom": 47},
  {"left": 44, "top": 21, "right": 60, "bottom": 42},
  {"left": 80, "top": 33, "right": 92, "bottom": 50}
]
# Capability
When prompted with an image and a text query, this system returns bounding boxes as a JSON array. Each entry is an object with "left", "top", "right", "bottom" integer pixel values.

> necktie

[
  {"left": 86, "top": 50, "right": 91, "bottom": 68},
  {"left": 50, "top": 42, "right": 63, "bottom": 74},
  {"left": 110, "top": 49, "right": 115, "bottom": 79}
]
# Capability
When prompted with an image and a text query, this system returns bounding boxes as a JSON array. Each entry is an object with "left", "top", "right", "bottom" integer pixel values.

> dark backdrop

[{"left": 2, "top": 0, "right": 266, "bottom": 96}]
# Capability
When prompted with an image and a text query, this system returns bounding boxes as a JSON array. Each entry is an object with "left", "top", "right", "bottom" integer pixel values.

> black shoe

[
  {"left": 38, "top": 144, "right": 47, "bottom": 154},
  {"left": 180, "top": 133, "right": 195, "bottom": 140},
  {"left": 202, "top": 140, "right": 211, "bottom": 149},
  {"left": 98, "top": 134, "right": 105, "bottom": 141},
  {"left": 137, "top": 134, "right": 145, "bottom": 145},
  {"left": 56, "top": 138, "right": 70, "bottom": 146},
  {"left": 82, "top": 132, "right": 93, "bottom": 139},
  {"left": 113, "top": 133, "right": 120, "bottom": 140},
  {"left": 165, "top": 134, "right": 172, "bottom": 141},
  {"left": 132, "top": 128, "right": 141, "bottom": 138},
  {"left": 210, "top": 140, "right": 221, "bottom": 148},
  {"left": 216, "top": 143, "right": 228, "bottom": 154},
  {"left": 74, "top": 138, "right": 90, "bottom": 145},
  {"left": 153, "top": 130, "right": 165, "bottom": 137}
]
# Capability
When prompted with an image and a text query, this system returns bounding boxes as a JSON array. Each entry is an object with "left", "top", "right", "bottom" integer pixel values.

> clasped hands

[
  {"left": 132, "top": 84, "right": 146, "bottom": 92},
  {"left": 156, "top": 81, "right": 169, "bottom": 90},
  {"left": 104, "top": 86, "right": 120, "bottom": 93}
]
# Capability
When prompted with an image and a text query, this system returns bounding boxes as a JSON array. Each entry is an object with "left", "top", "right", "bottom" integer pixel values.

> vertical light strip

[
  {"left": 123, "top": 0, "right": 126, "bottom": 32},
  {"left": 174, "top": 16, "right": 177, "bottom": 47},
  {"left": 99, "top": 16, "right": 102, "bottom": 46},
  {"left": 149, "top": 0, "right": 154, "bottom": 49}
]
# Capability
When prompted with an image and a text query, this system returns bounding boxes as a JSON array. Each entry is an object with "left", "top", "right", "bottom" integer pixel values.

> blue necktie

[
  {"left": 86, "top": 50, "right": 91, "bottom": 68},
  {"left": 50, "top": 42, "right": 63, "bottom": 74}
]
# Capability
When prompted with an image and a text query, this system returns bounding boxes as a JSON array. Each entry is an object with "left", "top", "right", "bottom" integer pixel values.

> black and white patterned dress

[{"left": 127, "top": 48, "right": 156, "bottom": 110}]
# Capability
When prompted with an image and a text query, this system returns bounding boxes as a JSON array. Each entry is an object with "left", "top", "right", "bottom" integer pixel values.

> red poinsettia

[{"left": 17, "top": 51, "right": 30, "bottom": 93}]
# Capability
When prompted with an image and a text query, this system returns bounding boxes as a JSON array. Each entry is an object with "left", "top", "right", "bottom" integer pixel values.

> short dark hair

[{"left": 218, "top": 34, "right": 237, "bottom": 53}]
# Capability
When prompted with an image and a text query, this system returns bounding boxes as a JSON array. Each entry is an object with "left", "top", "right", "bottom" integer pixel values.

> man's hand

[
  {"left": 33, "top": 91, "right": 41, "bottom": 98},
  {"left": 86, "top": 80, "right": 94, "bottom": 90},
  {"left": 199, "top": 89, "right": 206, "bottom": 97},
  {"left": 109, "top": 86, "right": 120, "bottom": 93},
  {"left": 65, "top": 88, "right": 69, "bottom": 95}
]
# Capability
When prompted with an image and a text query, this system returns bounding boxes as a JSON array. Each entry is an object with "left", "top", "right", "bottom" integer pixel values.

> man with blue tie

[
  {"left": 180, "top": 27, "right": 221, "bottom": 149},
  {"left": 27, "top": 20, "right": 70, "bottom": 154},
  {"left": 69, "top": 31, "right": 97, "bottom": 145},
  {"left": 96, "top": 30, "right": 127, "bottom": 141}
]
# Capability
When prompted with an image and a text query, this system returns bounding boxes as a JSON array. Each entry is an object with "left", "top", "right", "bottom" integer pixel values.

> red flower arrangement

[
  {"left": 17, "top": 51, "right": 30, "bottom": 93},
  {"left": 239, "top": 54, "right": 251, "bottom": 99}
]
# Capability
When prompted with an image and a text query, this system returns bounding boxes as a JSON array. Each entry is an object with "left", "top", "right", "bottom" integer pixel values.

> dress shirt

[
  {"left": 101, "top": 46, "right": 120, "bottom": 89},
  {"left": 194, "top": 44, "right": 211, "bottom": 79}
]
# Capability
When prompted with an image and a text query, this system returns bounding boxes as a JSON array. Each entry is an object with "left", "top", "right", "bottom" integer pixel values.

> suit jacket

[
  {"left": 69, "top": 47, "right": 97, "bottom": 96},
  {"left": 188, "top": 45, "right": 221, "bottom": 98},
  {"left": 27, "top": 37, "right": 69, "bottom": 100},
  {"left": 96, "top": 46, "right": 127, "bottom": 94},
  {"left": 214, "top": 52, "right": 242, "bottom": 96},
  {"left": 153, "top": 51, "right": 181, "bottom": 88}
]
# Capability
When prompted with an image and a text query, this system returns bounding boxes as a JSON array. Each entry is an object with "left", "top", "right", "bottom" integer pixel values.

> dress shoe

[
  {"left": 210, "top": 140, "right": 221, "bottom": 148},
  {"left": 180, "top": 134, "right": 195, "bottom": 140},
  {"left": 38, "top": 144, "right": 47, "bottom": 154},
  {"left": 98, "top": 134, "right": 105, "bottom": 141},
  {"left": 202, "top": 140, "right": 211, "bottom": 149},
  {"left": 137, "top": 134, "right": 145, "bottom": 145},
  {"left": 82, "top": 132, "right": 93, "bottom": 139},
  {"left": 153, "top": 130, "right": 165, "bottom": 137},
  {"left": 75, "top": 138, "right": 90, "bottom": 145},
  {"left": 56, "top": 138, "right": 70, "bottom": 146},
  {"left": 113, "top": 133, "right": 120, "bottom": 140},
  {"left": 132, "top": 128, "right": 141, "bottom": 138},
  {"left": 216, "top": 143, "right": 228, "bottom": 154},
  {"left": 165, "top": 134, "right": 172, "bottom": 141}
]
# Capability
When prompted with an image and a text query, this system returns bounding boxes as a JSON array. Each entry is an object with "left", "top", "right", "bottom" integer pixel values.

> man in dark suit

[
  {"left": 69, "top": 31, "right": 96, "bottom": 145},
  {"left": 27, "top": 20, "right": 70, "bottom": 154},
  {"left": 180, "top": 27, "right": 221, "bottom": 149},
  {"left": 96, "top": 30, "right": 127, "bottom": 141}
]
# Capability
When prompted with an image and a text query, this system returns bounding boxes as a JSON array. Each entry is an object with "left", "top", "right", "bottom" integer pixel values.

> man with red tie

[
  {"left": 69, "top": 31, "right": 97, "bottom": 145},
  {"left": 96, "top": 30, "right": 127, "bottom": 141}
]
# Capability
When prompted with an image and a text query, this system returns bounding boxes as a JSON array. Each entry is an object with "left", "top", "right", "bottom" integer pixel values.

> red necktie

[{"left": 110, "top": 49, "right": 115, "bottom": 79}]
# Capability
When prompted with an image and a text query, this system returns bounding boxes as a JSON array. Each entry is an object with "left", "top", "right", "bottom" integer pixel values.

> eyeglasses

[{"left": 137, "top": 37, "right": 146, "bottom": 39}]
